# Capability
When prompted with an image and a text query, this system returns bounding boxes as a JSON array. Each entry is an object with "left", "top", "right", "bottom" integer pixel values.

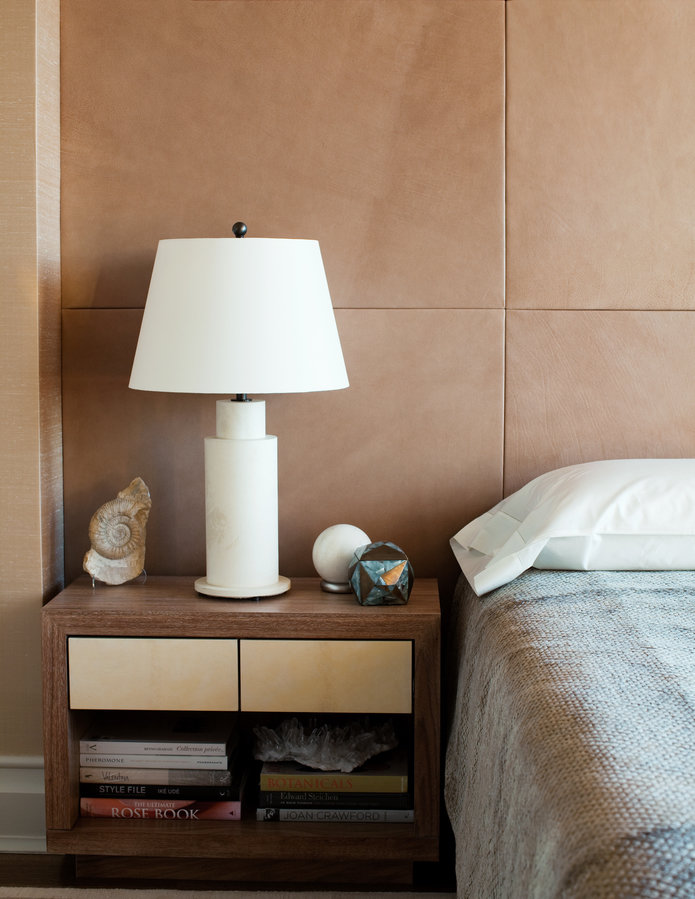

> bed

[{"left": 444, "top": 460, "right": 695, "bottom": 898}]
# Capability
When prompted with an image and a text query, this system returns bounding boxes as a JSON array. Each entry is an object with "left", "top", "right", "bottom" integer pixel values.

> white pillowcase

[{"left": 451, "top": 459, "right": 695, "bottom": 596}]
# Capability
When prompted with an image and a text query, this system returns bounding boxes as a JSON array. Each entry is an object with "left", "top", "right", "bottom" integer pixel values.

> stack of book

[
  {"left": 79, "top": 713, "right": 244, "bottom": 821},
  {"left": 255, "top": 747, "right": 413, "bottom": 822}
]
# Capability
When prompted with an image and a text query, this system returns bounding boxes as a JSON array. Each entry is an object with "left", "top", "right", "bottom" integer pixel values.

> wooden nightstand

[{"left": 42, "top": 576, "right": 440, "bottom": 886}]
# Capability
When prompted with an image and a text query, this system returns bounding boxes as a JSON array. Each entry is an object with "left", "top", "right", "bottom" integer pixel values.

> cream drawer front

[
  {"left": 68, "top": 638, "right": 239, "bottom": 711},
  {"left": 240, "top": 640, "right": 412, "bottom": 713}
]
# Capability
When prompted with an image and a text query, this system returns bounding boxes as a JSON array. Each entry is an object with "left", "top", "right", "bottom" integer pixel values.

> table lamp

[{"left": 129, "top": 223, "right": 349, "bottom": 598}]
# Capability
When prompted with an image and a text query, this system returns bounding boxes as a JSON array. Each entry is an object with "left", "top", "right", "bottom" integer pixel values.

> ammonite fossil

[{"left": 83, "top": 477, "right": 151, "bottom": 585}]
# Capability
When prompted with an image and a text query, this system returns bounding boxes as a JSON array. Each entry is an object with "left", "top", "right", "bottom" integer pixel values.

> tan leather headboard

[{"left": 60, "top": 0, "right": 695, "bottom": 587}]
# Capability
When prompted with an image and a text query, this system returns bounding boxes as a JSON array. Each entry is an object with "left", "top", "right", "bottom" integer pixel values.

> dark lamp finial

[{"left": 232, "top": 221, "right": 247, "bottom": 238}]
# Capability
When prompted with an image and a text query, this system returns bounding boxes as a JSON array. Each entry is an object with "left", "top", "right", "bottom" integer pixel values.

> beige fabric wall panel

[
  {"left": 37, "top": 0, "right": 63, "bottom": 600},
  {"left": 0, "top": 0, "right": 60, "bottom": 758},
  {"left": 60, "top": 0, "right": 504, "bottom": 311},
  {"left": 507, "top": 0, "right": 695, "bottom": 310},
  {"left": 62, "top": 308, "right": 504, "bottom": 585},
  {"left": 505, "top": 310, "right": 695, "bottom": 495}
]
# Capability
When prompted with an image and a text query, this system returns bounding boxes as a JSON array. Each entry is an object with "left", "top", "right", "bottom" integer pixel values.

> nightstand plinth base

[{"left": 75, "top": 854, "right": 415, "bottom": 885}]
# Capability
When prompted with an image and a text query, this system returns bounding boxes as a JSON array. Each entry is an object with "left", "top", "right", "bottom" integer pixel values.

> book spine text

[
  {"left": 79, "top": 753, "right": 230, "bottom": 769},
  {"left": 256, "top": 807, "right": 414, "bottom": 822},
  {"left": 80, "top": 797, "right": 241, "bottom": 820}
]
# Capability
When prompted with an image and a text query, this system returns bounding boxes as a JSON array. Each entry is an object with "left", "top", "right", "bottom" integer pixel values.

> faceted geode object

[{"left": 348, "top": 541, "right": 414, "bottom": 605}]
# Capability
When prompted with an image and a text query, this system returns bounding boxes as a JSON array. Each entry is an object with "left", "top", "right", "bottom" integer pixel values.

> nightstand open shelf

[{"left": 42, "top": 577, "right": 440, "bottom": 885}]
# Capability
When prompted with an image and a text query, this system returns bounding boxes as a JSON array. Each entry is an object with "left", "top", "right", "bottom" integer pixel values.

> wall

[
  {"left": 0, "top": 0, "right": 61, "bottom": 850},
  {"left": 60, "top": 0, "right": 695, "bottom": 597},
  {"left": 1, "top": 0, "right": 693, "bottom": 853},
  {"left": 60, "top": 0, "right": 505, "bottom": 592},
  {"left": 504, "top": 0, "right": 695, "bottom": 491}
]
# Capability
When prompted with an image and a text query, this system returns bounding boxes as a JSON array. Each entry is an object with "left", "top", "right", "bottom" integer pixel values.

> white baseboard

[{"left": 0, "top": 757, "right": 46, "bottom": 853}]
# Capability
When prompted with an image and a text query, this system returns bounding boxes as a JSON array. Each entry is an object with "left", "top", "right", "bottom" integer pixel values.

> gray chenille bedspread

[{"left": 444, "top": 569, "right": 695, "bottom": 898}]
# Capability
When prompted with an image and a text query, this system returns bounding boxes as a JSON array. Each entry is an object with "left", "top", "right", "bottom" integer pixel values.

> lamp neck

[
  {"left": 217, "top": 398, "right": 266, "bottom": 439},
  {"left": 234, "top": 393, "right": 251, "bottom": 402}
]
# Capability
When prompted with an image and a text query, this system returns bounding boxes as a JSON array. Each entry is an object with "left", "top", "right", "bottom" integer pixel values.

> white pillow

[{"left": 451, "top": 459, "right": 695, "bottom": 596}]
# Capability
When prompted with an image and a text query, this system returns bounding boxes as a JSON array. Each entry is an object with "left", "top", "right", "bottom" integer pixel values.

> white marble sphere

[{"left": 312, "top": 524, "right": 371, "bottom": 591}]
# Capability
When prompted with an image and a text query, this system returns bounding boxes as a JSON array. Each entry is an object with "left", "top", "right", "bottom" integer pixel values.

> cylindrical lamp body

[
  {"left": 203, "top": 434, "right": 278, "bottom": 590},
  {"left": 196, "top": 400, "right": 289, "bottom": 597}
]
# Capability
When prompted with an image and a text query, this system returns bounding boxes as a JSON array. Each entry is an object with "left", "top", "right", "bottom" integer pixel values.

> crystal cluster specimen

[{"left": 253, "top": 717, "right": 398, "bottom": 772}]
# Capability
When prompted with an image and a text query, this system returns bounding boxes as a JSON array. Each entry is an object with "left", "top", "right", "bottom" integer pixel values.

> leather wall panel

[
  {"left": 62, "top": 308, "right": 504, "bottom": 585},
  {"left": 505, "top": 310, "right": 695, "bottom": 494},
  {"left": 507, "top": 0, "right": 695, "bottom": 310},
  {"left": 60, "top": 0, "right": 695, "bottom": 596},
  {"left": 61, "top": 0, "right": 504, "bottom": 311}
]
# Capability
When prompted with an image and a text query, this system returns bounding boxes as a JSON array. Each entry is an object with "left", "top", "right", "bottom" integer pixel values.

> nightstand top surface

[{"left": 43, "top": 576, "right": 440, "bottom": 640}]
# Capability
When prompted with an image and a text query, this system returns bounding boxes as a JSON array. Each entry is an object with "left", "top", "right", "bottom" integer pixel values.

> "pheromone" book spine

[{"left": 79, "top": 753, "right": 230, "bottom": 769}]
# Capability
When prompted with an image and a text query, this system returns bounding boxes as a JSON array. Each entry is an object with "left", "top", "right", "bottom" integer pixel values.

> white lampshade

[{"left": 129, "top": 237, "right": 348, "bottom": 395}]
